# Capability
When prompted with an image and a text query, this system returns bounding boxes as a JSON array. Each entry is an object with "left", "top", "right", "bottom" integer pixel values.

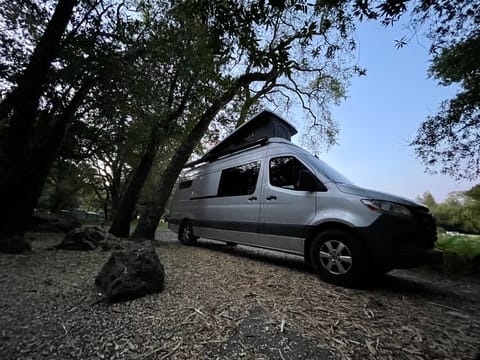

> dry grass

[{"left": 0, "top": 230, "right": 479, "bottom": 359}]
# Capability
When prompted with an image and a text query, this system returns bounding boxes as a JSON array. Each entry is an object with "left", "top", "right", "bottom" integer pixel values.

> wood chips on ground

[{"left": 0, "top": 229, "right": 479, "bottom": 360}]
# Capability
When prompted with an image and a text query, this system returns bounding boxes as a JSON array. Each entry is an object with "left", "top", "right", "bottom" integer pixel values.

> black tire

[
  {"left": 310, "top": 229, "right": 368, "bottom": 287},
  {"left": 179, "top": 220, "right": 198, "bottom": 246},
  {"left": 376, "top": 267, "right": 393, "bottom": 274},
  {"left": 225, "top": 242, "right": 237, "bottom": 247}
]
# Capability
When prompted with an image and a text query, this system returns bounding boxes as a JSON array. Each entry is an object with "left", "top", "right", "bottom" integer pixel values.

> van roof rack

[{"left": 185, "top": 110, "right": 297, "bottom": 168}]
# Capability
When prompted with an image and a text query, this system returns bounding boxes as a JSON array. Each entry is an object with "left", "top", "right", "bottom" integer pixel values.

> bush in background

[{"left": 435, "top": 234, "right": 480, "bottom": 278}]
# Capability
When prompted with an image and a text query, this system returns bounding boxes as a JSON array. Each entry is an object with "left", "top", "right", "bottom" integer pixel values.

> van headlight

[{"left": 361, "top": 199, "right": 412, "bottom": 217}]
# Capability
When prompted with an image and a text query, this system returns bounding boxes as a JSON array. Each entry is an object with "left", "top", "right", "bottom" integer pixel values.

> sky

[{"left": 290, "top": 20, "right": 475, "bottom": 203}]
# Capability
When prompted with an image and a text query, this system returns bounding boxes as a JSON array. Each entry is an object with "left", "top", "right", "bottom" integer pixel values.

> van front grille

[{"left": 410, "top": 206, "right": 437, "bottom": 248}]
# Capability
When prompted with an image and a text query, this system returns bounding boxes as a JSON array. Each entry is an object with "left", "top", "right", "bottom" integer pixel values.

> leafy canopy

[{"left": 412, "top": 33, "right": 480, "bottom": 180}]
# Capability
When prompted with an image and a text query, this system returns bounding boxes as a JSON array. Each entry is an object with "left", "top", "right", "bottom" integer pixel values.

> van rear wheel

[
  {"left": 310, "top": 229, "right": 367, "bottom": 287},
  {"left": 179, "top": 220, "right": 198, "bottom": 246}
]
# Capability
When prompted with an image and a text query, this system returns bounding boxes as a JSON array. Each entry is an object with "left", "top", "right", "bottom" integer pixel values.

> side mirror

[{"left": 297, "top": 170, "right": 321, "bottom": 191}]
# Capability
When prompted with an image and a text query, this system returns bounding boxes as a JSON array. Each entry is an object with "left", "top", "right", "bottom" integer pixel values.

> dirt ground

[{"left": 0, "top": 229, "right": 479, "bottom": 360}]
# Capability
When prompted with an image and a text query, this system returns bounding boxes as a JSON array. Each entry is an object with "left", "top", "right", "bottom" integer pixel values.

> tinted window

[
  {"left": 270, "top": 156, "right": 315, "bottom": 190},
  {"left": 218, "top": 161, "right": 260, "bottom": 197},
  {"left": 179, "top": 180, "right": 192, "bottom": 189}
]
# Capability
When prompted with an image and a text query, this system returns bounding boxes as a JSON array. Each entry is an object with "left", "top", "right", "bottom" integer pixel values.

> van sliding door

[{"left": 197, "top": 161, "right": 262, "bottom": 244}]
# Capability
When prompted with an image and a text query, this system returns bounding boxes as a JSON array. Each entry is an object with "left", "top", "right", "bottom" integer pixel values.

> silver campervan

[{"left": 168, "top": 110, "right": 441, "bottom": 286}]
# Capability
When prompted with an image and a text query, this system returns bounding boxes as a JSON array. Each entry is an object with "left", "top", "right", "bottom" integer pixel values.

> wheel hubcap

[
  {"left": 182, "top": 225, "right": 191, "bottom": 241},
  {"left": 319, "top": 240, "right": 352, "bottom": 275}
]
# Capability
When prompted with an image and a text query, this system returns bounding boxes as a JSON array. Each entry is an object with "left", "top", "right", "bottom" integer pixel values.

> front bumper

[{"left": 356, "top": 212, "right": 441, "bottom": 269}]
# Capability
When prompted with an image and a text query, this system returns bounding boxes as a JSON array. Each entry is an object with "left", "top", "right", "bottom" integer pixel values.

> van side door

[
  {"left": 258, "top": 155, "right": 317, "bottom": 254},
  {"left": 195, "top": 160, "right": 262, "bottom": 244}
]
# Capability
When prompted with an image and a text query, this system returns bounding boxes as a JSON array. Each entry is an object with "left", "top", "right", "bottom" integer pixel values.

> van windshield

[{"left": 304, "top": 153, "right": 354, "bottom": 185}]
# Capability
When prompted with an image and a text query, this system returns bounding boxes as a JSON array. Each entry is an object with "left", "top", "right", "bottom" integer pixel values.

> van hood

[{"left": 336, "top": 183, "right": 422, "bottom": 207}]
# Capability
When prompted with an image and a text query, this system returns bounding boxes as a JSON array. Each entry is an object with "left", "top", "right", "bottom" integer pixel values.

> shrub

[{"left": 436, "top": 234, "right": 480, "bottom": 257}]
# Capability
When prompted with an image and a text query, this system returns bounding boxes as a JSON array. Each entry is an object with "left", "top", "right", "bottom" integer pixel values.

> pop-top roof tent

[{"left": 186, "top": 110, "right": 297, "bottom": 167}]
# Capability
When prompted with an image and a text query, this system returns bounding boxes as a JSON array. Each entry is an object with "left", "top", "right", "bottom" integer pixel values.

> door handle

[
  {"left": 266, "top": 195, "right": 277, "bottom": 200},
  {"left": 248, "top": 196, "right": 257, "bottom": 201}
]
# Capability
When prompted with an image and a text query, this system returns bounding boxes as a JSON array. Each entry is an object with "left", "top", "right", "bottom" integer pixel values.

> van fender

[{"left": 303, "top": 220, "right": 372, "bottom": 266}]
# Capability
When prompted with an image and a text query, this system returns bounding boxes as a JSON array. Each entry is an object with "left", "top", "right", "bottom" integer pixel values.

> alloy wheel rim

[
  {"left": 182, "top": 224, "right": 191, "bottom": 241},
  {"left": 319, "top": 240, "right": 353, "bottom": 275}
]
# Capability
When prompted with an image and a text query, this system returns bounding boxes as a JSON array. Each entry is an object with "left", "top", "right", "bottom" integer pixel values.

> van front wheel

[
  {"left": 310, "top": 229, "right": 367, "bottom": 287},
  {"left": 179, "top": 220, "right": 198, "bottom": 246}
]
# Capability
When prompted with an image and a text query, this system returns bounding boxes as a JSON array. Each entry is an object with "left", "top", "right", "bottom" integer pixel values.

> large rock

[
  {"left": 95, "top": 244, "right": 165, "bottom": 302},
  {"left": 55, "top": 226, "right": 123, "bottom": 251}
]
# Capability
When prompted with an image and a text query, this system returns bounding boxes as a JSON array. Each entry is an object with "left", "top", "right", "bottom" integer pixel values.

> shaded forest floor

[{"left": 1, "top": 230, "right": 479, "bottom": 360}]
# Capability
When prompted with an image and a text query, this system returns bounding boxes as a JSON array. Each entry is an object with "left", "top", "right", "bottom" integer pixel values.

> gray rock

[
  {"left": 95, "top": 244, "right": 165, "bottom": 302},
  {"left": 55, "top": 226, "right": 123, "bottom": 251}
]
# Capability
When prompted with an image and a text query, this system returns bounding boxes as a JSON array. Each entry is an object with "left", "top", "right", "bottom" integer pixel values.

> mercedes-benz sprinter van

[{"left": 168, "top": 111, "right": 441, "bottom": 286}]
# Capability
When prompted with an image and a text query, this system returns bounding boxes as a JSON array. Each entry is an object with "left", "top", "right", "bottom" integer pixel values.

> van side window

[
  {"left": 270, "top": 156, "right": 314, "bottom": 190},
  {"left": 218, "top": 161, "right": 260, "bottom": 197},
  {"left": 179, "top": 180, "right": 192, "bottom": 189}
]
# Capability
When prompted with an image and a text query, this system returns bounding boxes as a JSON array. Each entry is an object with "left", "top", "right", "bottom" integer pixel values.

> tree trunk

[
  {"left": 0, "top": 0, "right": 78, "bottom": 123},
  {"left": 108, "top": 123, "right": 163, "bottom": 237},
  {"left": 110, "top": 166, "right": 123, "bottom": 219},
  {"left": 0, "top": 0, "right": 78, "bottom": 150},
  {"left": 27, "top": 79, "right": 94, "bottom": 213},
  {"left": 0, "top": 78, "right": 92, "bottom": 253},
  {"left": 109, "top": 85, "right": 191, "bottom": 238},
  {"left": 131, "top": 91, "right": 241, "bottom": 239},
  {"left": 0, "top": 0, "right": 78, "bottom": 253}
]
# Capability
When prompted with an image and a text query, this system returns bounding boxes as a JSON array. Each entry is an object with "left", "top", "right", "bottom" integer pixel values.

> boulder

[
  {"left": 95, "top": 244, "right": 165, "bottom": 302},
  {"left": 55, "top": 226, "right": 123, "bottom": 251}
]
